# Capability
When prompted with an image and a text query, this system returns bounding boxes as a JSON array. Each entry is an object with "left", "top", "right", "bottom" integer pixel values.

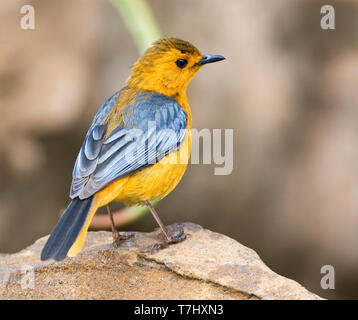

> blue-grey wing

[
  {"left": 70, "top": 91, "right": 187, "bottom": 200},
  {"left": 70, "top": 91, "right": 120, "bottom": 198}
]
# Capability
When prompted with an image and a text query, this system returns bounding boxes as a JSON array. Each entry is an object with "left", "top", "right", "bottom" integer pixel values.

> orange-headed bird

[{"left": 41, "top": 38, "right": 225, "bottom": 261}]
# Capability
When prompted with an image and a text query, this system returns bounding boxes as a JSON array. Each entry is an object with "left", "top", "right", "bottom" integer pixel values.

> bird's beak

[{"left": 195, "top": 54, "right": 225, "bottom": 66}]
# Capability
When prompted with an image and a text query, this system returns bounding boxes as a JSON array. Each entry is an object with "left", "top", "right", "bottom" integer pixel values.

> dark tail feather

[{"left": 41, "top": 196, "right": 94, "bottom": 261}]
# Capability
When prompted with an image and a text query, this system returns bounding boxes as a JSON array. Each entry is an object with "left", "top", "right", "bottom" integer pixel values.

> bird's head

[{"left": 127, "top": 38, "right": 225, "bottom": 97}]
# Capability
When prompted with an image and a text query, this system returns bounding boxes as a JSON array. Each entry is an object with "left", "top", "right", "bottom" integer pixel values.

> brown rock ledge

[{"left": 0, "top": 223, "right": 321, "bottom": 300}]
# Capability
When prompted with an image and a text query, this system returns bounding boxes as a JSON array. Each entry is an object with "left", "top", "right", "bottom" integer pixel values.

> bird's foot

[
  {"left": 141, "top": 225, "right": 187, "bottom": 253},
  {"left": 165, "top": 224, "right": 187, "bottom": 243},
  {"left": 112, "top": 231, "right": 135, "bottom": 248}
]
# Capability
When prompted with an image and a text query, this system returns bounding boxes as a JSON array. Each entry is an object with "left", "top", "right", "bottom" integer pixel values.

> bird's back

[{"left": 71, "top": 87, "right": 192, "bottom": 205}]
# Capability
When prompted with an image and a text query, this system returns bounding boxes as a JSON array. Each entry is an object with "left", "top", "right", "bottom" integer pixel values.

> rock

[{"left": 0, "top": 223, "right": 321, "bottom": 300}]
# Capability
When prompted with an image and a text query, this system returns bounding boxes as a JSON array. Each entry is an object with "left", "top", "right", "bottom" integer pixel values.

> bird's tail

[{"left": 41, "top": 196, "right": 97, "bottom": 261}]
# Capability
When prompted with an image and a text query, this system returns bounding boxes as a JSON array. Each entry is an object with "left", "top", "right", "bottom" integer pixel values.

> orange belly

[{"left": 94, "top": 131, "right": 191, "bottom": 207}]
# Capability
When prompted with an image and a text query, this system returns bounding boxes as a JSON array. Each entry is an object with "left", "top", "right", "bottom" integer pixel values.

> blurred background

[{"left": 1, "top": 0, "right": 358, "bottom": 299}]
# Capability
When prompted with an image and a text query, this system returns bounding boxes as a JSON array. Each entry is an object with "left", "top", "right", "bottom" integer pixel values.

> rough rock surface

[{"left": 0, "top": 223, "right": 321, "bottom": 300}]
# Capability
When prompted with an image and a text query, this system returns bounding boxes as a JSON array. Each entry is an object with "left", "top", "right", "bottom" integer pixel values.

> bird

[{"left": 41, "top": 38, "right": 225, "bottom": 261}]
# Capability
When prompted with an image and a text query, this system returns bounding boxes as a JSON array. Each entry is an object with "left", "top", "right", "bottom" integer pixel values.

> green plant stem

[
  {"left": 91, "top": 199, "right": 159, "bottom": 229},
  {"left": 110, "top": 0, "right": 162, "bottom": 54}
]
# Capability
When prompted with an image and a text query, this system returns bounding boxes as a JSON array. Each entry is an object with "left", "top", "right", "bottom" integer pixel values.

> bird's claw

[
  {"left": 166, "top": 225, "right": 186, "bottom": 243},
  {"left": 140, "top": 225, "right": 187, "bottom": 253},
  {"left": 112, "top": 231, "right": 135, "bottom": 248}
]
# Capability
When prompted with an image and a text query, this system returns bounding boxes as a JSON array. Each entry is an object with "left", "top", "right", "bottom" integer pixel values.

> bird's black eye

[{"left": 175, "top": 59, "right": 188, "bottom": 69}]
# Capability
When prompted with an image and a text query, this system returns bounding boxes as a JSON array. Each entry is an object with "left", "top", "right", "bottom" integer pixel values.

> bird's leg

[
  {"left": 107, "top": 204, "right": 119, "bottom": 241},
  {"left": 106, "top": 204, "right": 134, "bottom": 247},
  {"left": 143, "top": 200, "right": 186, "bottom": 252}
]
